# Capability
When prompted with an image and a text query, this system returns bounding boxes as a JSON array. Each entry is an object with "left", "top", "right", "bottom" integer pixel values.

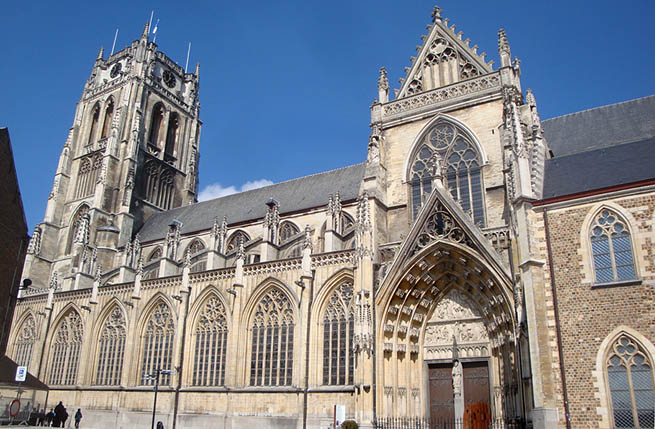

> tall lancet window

[
  {"left": 87, "top": 103, "right": 100, "bottom": 144},
  {"left": 250, "top": 288, "right": 294, "bottom": 386},
  {"left": 322, "top": 282, "right": 354, "bottom": 385},
  {"left": 94, "top": 306, "right": 126, "bottom": 386},
  {"left": 140, "top": 302, "right": 175, "bottom": 386},
  {"left": 13, "top": 315, "right": 37, "bottom": 369},
  {"left": 192, "top": 296, "right": 228, "bottom": 386},
  {"left": 164, "top": 112, "right": 179, "bottom": 160},
  {"left": 48, "top": 309, "right": 83, "bottom": 385},
  {"left": 409, "top": 120, "right": 485, "bottom": 225},
  {"left": 100, "top": 99, "right": 114, "bottom": 140},
  {"left": 606, "top": 335, "right": 655, "bottom": 428},
  {"left": 590, "top": 209, "right": 637, "bottom": 283},
  {"left": 148, "top": 103, "right": 166, "bottom": 151},
  {"left": 74, "top": 153, "right": 103, "bottom": 199}
]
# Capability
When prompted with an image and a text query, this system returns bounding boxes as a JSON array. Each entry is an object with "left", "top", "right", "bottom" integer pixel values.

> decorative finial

[
  {"left": 95, "top": 264, "right": 102, "bottom": 283},
  {"left": 195, "top": 62, "right": 200, "bottom": 77},
  {"left": 236, "top": 236, "right": 245, "bottom": 260},
  {"left": 97, "top": 46, "right": 104, "bottom": 61},
  {"left": 498, "top": 29, "right": 510, "bottom": 54},
  {"left": 141, "top": 21, "right": 150, "bottom": 40},
  {"left": 377, "top": 67, "right": 389, "bottom": 91},
  {"left": 303, "top": 225, "right": 313, "bottom": 250},
  {"left": 431, "top": 6, "right": 442, "bottom": 23},
  {"left": 136, "top": 255, "right": 144, "bottom": 276},
  {"left": 184, "top": 249, "right": 192, "bottom": 268},
  {"left": 49, "top": 271, "right": 58, "bottom": 290}
]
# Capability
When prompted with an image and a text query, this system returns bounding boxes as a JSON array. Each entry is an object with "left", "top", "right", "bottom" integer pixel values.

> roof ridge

[{"left": 543, "top": 94, "right": 655, "bottom": 122}]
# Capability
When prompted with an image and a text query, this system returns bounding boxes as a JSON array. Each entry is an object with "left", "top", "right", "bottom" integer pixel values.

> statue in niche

[{"left": 452, "top": 359, "right": 462, "bottom": 396}]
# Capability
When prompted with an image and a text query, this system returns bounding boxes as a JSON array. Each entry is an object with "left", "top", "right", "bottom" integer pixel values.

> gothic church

[{"left": 10, "top": 6, "right": 655, "bottom": 429}]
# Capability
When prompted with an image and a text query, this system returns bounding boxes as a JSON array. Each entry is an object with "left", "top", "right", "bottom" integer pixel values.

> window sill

[{"left": 591, "top": 278, "right": 642, "bottom": 289}]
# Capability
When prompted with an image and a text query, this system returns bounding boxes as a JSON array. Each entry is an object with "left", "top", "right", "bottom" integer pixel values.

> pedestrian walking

[
  {"left": 46, "top": 408, "right": 54, "bottom": 426},
  {"left": 54, "top": 402, "right": 66, "bottom": 427},
  {"left": 74, "top": 409, "right": 82, "bottom": 428}
]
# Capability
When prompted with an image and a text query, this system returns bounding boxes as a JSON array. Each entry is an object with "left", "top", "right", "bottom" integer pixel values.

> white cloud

[{"left": 198, "top": 179, "right": 274, "bottom": 202}]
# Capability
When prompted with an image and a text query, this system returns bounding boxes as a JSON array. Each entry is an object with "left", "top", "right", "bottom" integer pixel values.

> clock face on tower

[
  {"left": 163, "top": 70, "right": 176, "bottom": 88},
  {"left": 110, "top": 63, "right": 121, "bottom": 78}
]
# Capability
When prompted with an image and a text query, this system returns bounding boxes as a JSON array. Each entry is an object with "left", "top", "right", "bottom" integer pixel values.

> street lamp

[{"left": 143, "top": 368, "right": 173, "bottom": 429}]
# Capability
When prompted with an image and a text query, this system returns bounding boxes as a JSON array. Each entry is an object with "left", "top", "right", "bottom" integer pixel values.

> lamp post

[{"left": 144, "top": 368, "right": 172, "bottom": 429}]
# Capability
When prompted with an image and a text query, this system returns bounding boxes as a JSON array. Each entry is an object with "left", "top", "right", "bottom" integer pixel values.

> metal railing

[{"left": 374, "top": 417, "right": 527, "bottom": 429}]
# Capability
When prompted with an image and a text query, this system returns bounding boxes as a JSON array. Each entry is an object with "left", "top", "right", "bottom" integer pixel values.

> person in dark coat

[
  {"left": 60, "top": 407, "right": 69, "bottom": 428},
  {"left": 53, "top": 402, "right": 65, "bottom": 427},
  {"left": 45, "top": 408, "right": 54, "bottom": 426}
]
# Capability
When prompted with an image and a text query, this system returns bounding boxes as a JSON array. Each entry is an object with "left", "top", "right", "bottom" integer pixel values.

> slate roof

[
  {"left": 542, "top": 95, "right": 655, "bottom": 157},
  {"left": 137, "top": 163, "right": 366, "bottom": 242},
  {"left": 542, "top": 137, "right": 655, "bottom": 200}
]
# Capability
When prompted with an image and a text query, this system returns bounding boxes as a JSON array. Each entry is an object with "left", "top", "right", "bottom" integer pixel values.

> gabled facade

[{"left": 9, "top": 6, "right": 655, "bottom": 429}]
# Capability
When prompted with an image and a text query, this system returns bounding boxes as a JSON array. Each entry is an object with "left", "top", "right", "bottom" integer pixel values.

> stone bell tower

[{"left": 22, "top": 22, "right": 201, "bottom": 291}]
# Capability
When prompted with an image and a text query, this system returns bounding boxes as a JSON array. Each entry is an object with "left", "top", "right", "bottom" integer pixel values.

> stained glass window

[
  {"left": 607, "top": 335, "right": 655, "bottom": 428},
  {"left": 140, "top": 303, "right": 175, "bottom": 386},
  {"left": 591, "top": 209, "right": 637, "bottom": 283},
  {"left": 49, "top": 310, "right": 83, "bottom": 385},
  {"left": 95, "top": 306, "right": 126, "bottom": 385},
  {"left": 409, "top": 121, "right": 484, "bottom": 225},
  {"left": 250, "top": 288, "right": 294, "bottom": 386},
  {"left": 13, "top": 315, "right": 37, "bottom": 369},
  {"left": 323, "top": 283, "right": 354, "bottom": 385},
  {"left": 192, "top": 296, "right": 228, "bottom": 386}
]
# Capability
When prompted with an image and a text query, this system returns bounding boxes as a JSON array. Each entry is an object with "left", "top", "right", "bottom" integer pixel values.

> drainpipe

[
  {"left": 302, "top": 269, "right": 315, "bottom": 429},
  {"left": 172, "top": 285, "right": 192, "bottom": 429},
  {"left": 542, "top": 210, "right": 571, "bottom": 429}
]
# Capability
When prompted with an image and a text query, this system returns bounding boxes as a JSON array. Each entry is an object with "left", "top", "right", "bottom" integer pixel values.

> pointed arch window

[
  {"left": 148, "top": 103, "right": 166, "bottom": 151},
  {"left": 409, "top": 121, "right": 485, "bottom": 226},
  {"left": 606, "top": 335, "right": 655, "bottom": 428},
  {"left": 186, "top": 239, "right": 207, "bottom": 273},
  {"left": 66, "top": 205, "right": 90, "bottom": 254},
  {"left": 192, "top": 296, "right": 228, "bottom": 386},
  {"left": 323, "top": 282, "right": 354, "bottom": 385},
  {"left": 87, "top": 103, "right": 100, "bottom": 144},
  {"left": 226, "top": 231, "right": 250, "bottom": 253},
  {"left": 250, "top": 288, "right": 295, "bottom": 386},
  {"left": 279, "top": 222, "right": 300, "bottom": 243},
  {"left": 590, "top": 209, "right": 637, "bottom": 284},
  {"left": 74, "top": 153, "right": 102, "bottom": 199},
  {"left": 48, "top": 310, "right": 83, "bottom": 385},
  {"left": 144, "top": 161, "right": 175, "bottom": 210},
  {"left": 13, "top": 315, "right": 37, "bottom": 369},
  {"left": 95, "top": 306, "right": 126, "bottom": 385},
  {"left": 140, "top": 302, "right": 175, "bottom": 386},
  {"left": 148, "top": 246, "right": 162, "bottom": 262},
  {"left": 100, "top": 99, "right": 114, "bottom": 140},
  {"left": 164, "top": 112, "right": 179, "bottom": 162}
]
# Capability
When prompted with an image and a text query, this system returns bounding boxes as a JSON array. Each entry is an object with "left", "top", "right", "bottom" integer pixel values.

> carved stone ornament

[
  {"left": 27, "top": 226, "right": 42, "bottom": 255},
  {"left": 377, "top": 67, "right": 389, "bottom": 91},
  {"left": 411, "top": 200, "right": 474, "bottom": 256},
  {"left": 302, "top": 225, "right": 313, "bottom": 250},
  {"left": 353, "top": 291, "right": 373, "bottom": 356}
]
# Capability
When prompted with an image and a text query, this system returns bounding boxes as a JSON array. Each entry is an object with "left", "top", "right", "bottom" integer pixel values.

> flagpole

[
  {"left": 110, "top": 28, "right": 119, "bottom": 56},
  {"left": 185, "top": 42, "right": 191, "bottom": 73},
  {"left": 148, "top": 11, "right": 154, "bottom": 35},
  {"left": 152, "top": 19, "right": 160, "bottom": 43}
]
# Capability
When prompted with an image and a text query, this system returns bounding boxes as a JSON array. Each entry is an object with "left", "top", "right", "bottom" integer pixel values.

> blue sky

[{"left": 1, "top": 1, "right": 654, "bottom": 231}]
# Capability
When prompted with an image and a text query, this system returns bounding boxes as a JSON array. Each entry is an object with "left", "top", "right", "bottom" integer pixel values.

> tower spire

[
  {"left": 141, "top": 21, "right": 150, "bottom": 41},
  {"left": 498, "top": 29, "right": 511, "bottom": 67}
]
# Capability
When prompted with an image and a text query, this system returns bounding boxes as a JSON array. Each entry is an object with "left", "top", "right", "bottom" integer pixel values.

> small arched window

[
  {"left": 192, "top": 296, "right": 228, "bottom": 386},
  {"left": 590, "top": 209, "right": 637, "bottom": 283},
  {"left": 409, "top": 120, "right": 485, "bottom": 225},
  {"left": 279, "top": 222, "right": 300, "bottom": 243},
  {"left": 49, "top": 309, "right": 83, "bottom": 385},
  {"left": 226, "top": 231, "right": 250, "bottom": 253},
  {"left": 323, "top": 282, "right": 354, "bottom": 385},
  {"left": 606, "top": 335, "right": 655, "bottom": 428},
  {"left": 140, "top": 302, "right": 175, "bottom": 386},
  {"left": 88, "top": 103, "right": 100, "bottom": 144},
  {"left": 148, "top": 247, "right": 162, "bottom": 262},
  {"left": 250, "top": 288, "right": 294, "bottom": 386},
  {"left": 13, "top": 315, "right": 37, "bottom": 368},
  {"left": 186, "top": 239, "right": 207, "bottom": 273},
  {"left": 100, "top": 99, "right": 114, "bottom": 140},
  {"left": 95, "top": 306, "right": 126, "bottom": 386},
  {"left": 164, "top": 112, "right": 179, "bottom": 160},
  {"left": 148, "top": 103, "right": 166, "bottom": 150},
  {"left": 341, "top": 213, "right": 355, "bottom": 235}
]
